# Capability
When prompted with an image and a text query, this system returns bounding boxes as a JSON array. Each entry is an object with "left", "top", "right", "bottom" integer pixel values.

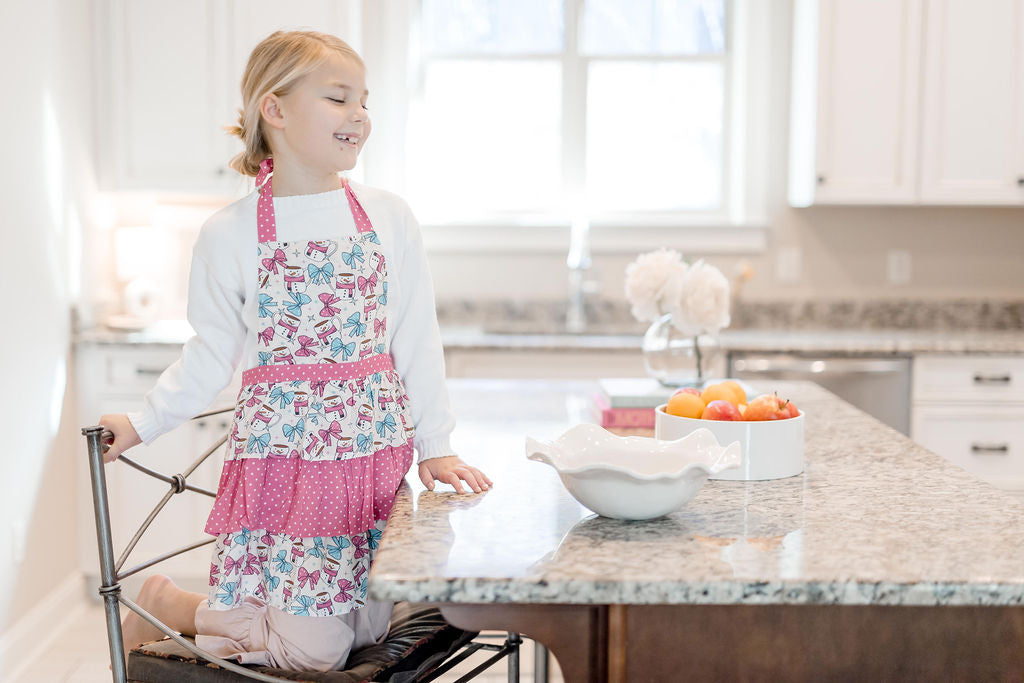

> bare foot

[{"left": 120, "top": 574, "right": 173, "bottom": 662}]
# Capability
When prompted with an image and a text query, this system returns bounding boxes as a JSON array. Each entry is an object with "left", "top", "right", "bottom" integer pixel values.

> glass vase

[{"left": 641, "top": 313, "right": 722, "bottom": 388}]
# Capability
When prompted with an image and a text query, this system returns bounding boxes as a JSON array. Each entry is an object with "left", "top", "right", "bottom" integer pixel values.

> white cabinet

[
  {"left": 76, "top": 343, "right": 242, "bottom": 582},
  {"left": 789, "top": 0, "right": 1024, "bottom": 206},
  {"left": 94, "top": 0, "right": 358, "bottom": 195},
  {"left": 789, "top": 0, "right": 924, "bottom": 205},
  {"left": 912, "top": 354, "right": 1024, "bottom": 490},
  {"left": 919, "top": 0, "right": 1024, "bottom": 203}
]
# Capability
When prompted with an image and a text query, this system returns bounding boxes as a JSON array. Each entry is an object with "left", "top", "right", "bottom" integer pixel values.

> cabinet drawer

[
  {"left": 104, "top": 347, "right": 182, "bottom": 392},
  {"left": 913, "top": 354, "right": 1024, "bottom": 403},
  {"left": 912, "top": 405, "right": 1024, "bottom": 489}
]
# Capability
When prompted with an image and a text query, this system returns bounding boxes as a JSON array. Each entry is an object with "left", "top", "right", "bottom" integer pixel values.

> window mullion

[{"left": 562, "top": 0, "right": 587, "bottom": 215}]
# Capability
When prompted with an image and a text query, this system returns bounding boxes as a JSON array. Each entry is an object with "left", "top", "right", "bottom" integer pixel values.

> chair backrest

[{"left": 82, "top": 409, "right": 289, "bottom": 682}]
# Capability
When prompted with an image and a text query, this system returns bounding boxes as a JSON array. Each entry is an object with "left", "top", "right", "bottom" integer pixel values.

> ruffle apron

[{"left": 203, "top": 157, "right": 415, "bottom": 617}]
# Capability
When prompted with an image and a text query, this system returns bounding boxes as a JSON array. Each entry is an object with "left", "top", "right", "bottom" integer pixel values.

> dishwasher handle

[{"left": 731, "top": 356, "right": 909, "bottom": 376}]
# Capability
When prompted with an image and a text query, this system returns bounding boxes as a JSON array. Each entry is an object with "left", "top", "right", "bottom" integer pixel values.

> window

[{"left": 361, "top": 0, "right": 769, "bottom": 248}]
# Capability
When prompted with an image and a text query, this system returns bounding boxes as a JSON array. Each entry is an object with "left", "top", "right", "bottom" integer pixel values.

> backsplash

[{"left": 435, "top": 298, "right": 1024, "bottom": 333}]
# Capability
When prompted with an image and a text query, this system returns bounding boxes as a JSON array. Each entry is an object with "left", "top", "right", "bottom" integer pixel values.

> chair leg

[
  {"left": 534, "top": 642, "right": 549, "bottom": 683},
  {"left": 507, "top": 632, "right": 521, "bottom": 682}
]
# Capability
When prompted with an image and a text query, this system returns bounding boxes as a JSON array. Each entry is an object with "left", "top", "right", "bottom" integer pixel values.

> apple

[
  {"left": 672, "top": 387, "right": 702, "bottom": 398},
  {"left": 744, "top": 393, "right": 793, "bottom": 421},
  {"left": 702, "top": 399, "right": 742, "bottom": 421},
  {"left": 783, "top": 400, "right": 800, "bottom": 418}
]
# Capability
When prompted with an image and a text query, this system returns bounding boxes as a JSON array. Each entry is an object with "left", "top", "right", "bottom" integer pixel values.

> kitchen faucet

[{"left": 566, "top": 214, "right": 598, "bottom": 333}]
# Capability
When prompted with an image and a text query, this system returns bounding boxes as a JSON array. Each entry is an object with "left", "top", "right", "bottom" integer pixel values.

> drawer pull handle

[
  {"left": 973, "top": 374, "right": 1011, "bottom": 384},
  {"left": 971, "top": 443, "right": 1009, "bottom": 454},
  {"left": 135, "top": 367, "right": 165, "bottom": 376}
]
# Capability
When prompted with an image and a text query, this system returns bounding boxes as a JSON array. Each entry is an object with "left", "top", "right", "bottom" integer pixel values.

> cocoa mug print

[
  {"left": 283, "top": 264, "right": 307, "bottom": 293},
  {"left": 249, "top": 403, "right": 284, "bottom": 432},
  {"left": 305, "top": 240, "right": 339, "bottom": 263}
]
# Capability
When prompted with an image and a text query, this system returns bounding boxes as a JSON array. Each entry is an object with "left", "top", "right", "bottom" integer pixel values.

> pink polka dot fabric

[
  {"left": 204, "top": 443, "right": 415, "bottom": 537},
  {"left": 241, "top": 354, "right": 394, "bottom": 387}
]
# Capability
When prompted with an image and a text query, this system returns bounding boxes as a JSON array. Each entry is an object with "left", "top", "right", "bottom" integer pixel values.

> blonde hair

[{"left": 224, "top": 30, "right": 365, "bottom": 177}]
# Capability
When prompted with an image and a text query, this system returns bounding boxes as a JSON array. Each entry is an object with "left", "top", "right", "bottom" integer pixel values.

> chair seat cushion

[{"left": 126, "top": 601, "right": 477, "bottom": 682}]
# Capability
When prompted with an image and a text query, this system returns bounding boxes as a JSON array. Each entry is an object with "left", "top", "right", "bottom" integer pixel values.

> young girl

[{"left": 98, "top": 30, "right": 492, "bottom": 672}]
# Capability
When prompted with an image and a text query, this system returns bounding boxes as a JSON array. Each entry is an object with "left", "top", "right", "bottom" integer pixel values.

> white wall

[{"left": 0, "top": 0, "right": 96, "bottom": 652}]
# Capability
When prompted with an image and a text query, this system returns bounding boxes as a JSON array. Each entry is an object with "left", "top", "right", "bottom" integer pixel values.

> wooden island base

[{"left": 440, "top": 603, "right": 1024, "bottom": 682}]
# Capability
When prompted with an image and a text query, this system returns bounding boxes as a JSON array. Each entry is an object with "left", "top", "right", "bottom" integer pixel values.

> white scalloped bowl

[
  {"left": 655, "top": 405, "right": 805, "bottom": 481},
  {"left": 525, "top": 424, "right": 741, "bottom": 521}
]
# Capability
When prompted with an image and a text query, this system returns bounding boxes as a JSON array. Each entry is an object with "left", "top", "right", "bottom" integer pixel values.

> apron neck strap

[
  {"left": 256, "top": 157, "right": 276, "bottom": 242},
  {"left": 254, "top": 157, "right": 374, "bottom": 242},
  {"left": 343, "top": 178, "right": 375, "bottom": 234}
]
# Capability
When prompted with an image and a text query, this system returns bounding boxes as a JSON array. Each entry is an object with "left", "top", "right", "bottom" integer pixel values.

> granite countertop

[
  {"left": 368, "top": 378, "right": 1024, "bottom": 607},
  {"left": 439, "top": 326, "right": 1024, "bottom": 354},
  {"left": 75, "top": 320, "right": 1024, "bottom": 355}
]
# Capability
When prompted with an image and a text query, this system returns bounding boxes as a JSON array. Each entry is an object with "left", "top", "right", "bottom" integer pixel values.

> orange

[
  {"left": 666, "top": 392, "right": 705, "bottom": 419},
  {"left": 720, "top": 380, "right": 748, "bottom": 404},
  {"left": 700, "top": 382, "right": 745, "bottom": 407}
]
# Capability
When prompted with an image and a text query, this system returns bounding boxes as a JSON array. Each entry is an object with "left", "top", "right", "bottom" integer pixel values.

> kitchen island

[{"left": 368, "top": 379, "right": 1024, "bottom": 681}]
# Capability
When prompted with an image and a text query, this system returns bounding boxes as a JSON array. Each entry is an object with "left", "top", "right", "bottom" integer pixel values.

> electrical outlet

[
  {"left": 776, "top": 246, "right": 802, "bottom": 284},
  {"left": 887, "top": 249, "right": 911, "bottom": 285}
]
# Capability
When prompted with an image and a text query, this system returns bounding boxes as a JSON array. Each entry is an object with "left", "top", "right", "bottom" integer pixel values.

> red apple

[
  {"left": 783, "top": 400, "right": 800, "bottom": 418},
  {"left": 744, "top": 393, "right": 792, "bottom": 421},
  {"left": 702, "top": 399, "right": 742, "bottom": 421},
  {"left": 672, "top": 387, "right": 702, "bottom": 398}
]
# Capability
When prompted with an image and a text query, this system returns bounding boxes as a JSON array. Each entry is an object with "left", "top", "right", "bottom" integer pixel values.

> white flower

[
  {"left": 624, "top": 248, "right": 687, "bottom": 322},
  {"left": 667, "top": 259, "right": 731, "bottom": 337}
]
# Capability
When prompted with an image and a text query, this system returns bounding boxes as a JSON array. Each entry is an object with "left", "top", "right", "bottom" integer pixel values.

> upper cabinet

[
  {"left": 94, "top": 0, "right": 358, "bottom": 197},
  {"left": 789, "top": 0, "right": 1024, "bottom": 206},
  {"left": 919, "top": 0, "right": 1024, "bottom": 203}
]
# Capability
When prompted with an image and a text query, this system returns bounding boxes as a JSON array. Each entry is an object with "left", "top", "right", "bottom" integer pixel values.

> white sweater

[{"left": 126, "top": 180, "right": 457, "bottom": 464}]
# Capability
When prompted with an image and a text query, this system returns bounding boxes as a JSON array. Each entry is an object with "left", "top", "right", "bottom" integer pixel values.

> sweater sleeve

[
  {"left": 125, "top": 246, "right": 246, "bottom": 445},
  {"left": 388, "top": 200, "right": 458, "bottom": 464}
]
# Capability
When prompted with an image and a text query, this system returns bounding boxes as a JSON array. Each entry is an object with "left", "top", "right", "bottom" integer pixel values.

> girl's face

[{"left": 262, "top": 52, "right": 371, "bottom": 179}]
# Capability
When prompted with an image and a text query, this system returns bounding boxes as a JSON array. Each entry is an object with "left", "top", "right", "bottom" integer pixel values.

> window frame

[{"left": 358, "top": 0, "right": 770, "bottom": 254}]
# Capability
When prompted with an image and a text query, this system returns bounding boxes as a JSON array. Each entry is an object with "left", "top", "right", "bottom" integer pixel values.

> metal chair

[{"left": 82, "top": 410, "right": 544, "bottom": 682}]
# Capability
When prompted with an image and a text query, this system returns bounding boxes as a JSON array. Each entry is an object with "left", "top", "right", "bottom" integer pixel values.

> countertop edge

[{"left": 367, "top": 577, "right": 1024, "bottom": 607}]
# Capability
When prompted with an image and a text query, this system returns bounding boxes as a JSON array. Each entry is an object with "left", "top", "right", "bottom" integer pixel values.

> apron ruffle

[
  {"left": 205, "top": 442, "right": 414, "bottom": 537},
  {"left": 206, "top": 519, "right": 386, "bottom": 617}
]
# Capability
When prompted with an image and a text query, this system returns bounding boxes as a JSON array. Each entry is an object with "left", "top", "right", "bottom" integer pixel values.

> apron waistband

[{"left": 241, "top": 353, "right": 394, "bottom": 386}]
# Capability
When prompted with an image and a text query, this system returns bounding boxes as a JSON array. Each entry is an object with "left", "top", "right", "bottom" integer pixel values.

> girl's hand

[
  {"left": 98, "top": 414, "right": 142, "bottom": 464},
  {"left": 418, "top": 456, "right": 493, "bottom": 494}
]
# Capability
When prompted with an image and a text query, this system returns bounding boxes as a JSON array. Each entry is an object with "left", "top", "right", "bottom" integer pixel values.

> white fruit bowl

[
  {"left": 525, "top": 423, "right": 741, "bottom": 521},
  {"left": 654, "top": 405, "right": 804, "bottom": 481}
]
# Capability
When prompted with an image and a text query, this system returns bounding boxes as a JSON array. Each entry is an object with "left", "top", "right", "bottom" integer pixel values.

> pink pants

[{"left": 194, "top": 595, "right": 394, "bottom": 672}]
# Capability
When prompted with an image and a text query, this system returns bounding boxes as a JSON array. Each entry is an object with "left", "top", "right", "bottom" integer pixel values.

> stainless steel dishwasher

[{"left": 728, "top": 353, "right": 913, "bottom": 435}]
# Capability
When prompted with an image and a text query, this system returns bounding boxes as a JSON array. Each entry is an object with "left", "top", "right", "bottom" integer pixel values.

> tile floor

[{"left": 7, "top": 597, "right": 563, "bottom": 682}]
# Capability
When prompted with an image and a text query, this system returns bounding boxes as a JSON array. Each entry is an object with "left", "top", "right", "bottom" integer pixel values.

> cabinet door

[
  {"left": 78, "top": 396, "right": 213, "bottom": 579},
  {"left": 228, "top": 0, "right": 357, "bottom": 84},
  {"left": 919, "top": 0, "right": 1024, "bottom": 204},
  {"left": 97, "top": 0, "right": 244, "bottom": 196},
  {"left": 789, "top": 0, "right": 923, "bottom": 206},
  {"left": 75, "top": 343, "right": 240, "bottom": 581},
  {"left": 912, "top": 405, "right": 1024, "bottom": 490}
]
